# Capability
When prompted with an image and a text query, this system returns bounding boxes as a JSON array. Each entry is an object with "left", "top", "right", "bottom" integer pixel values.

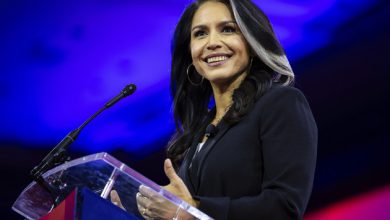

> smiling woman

[
  {"left": 128, "top": 0, "right": 318, "bottom": 219},
  {"left": 190, "top": 2, "right": 251, "bottom": 87}
]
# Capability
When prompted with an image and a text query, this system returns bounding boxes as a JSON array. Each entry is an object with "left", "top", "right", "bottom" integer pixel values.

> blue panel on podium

[{"left": 79, "top": 188, "right": 137, "bottom": 220}]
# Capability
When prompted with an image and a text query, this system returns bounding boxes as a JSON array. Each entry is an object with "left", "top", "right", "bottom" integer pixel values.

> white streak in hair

[{"left": 229, "top": 0, "right": 294, "bottom": 85}]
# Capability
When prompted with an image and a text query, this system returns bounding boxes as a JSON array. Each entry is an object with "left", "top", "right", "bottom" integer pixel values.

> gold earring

[{"left": 186, "top": 64, "right": 204, "bottom": 86}]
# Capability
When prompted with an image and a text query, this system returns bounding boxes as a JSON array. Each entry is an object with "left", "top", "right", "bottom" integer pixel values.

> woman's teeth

[{"left": 207, "top": 56, "right": 228, "bottom": 63}]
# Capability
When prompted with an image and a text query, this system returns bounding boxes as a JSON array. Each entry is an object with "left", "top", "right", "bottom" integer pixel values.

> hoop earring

[{"left": 186, "top": 64, "right": 204, "bottom": 86}]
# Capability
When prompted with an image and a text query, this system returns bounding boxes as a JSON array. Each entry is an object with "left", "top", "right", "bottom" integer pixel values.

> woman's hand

[
  {"left": 136, "top": 159, "right": 198, "bottom": 219},
  {"left": 137, "top": 185, "right": 178, "bottom": 219},
  {"left": 110, "top": 190, "right": 125, "bottom": 210},
  {"left": 162, "top": 159, "right": 199, "bottom": 208}
]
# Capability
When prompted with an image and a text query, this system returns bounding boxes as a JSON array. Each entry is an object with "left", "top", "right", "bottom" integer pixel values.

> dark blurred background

[{"left": 1, "top": 0, "right": 389, "bottom": 219}]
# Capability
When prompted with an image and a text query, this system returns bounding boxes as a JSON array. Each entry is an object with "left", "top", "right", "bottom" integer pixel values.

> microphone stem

[
  {"left": 30, "top": 84, "right": 136, "bottom": 203},
  {"left": 78, "top": 106, "right": 107, "bottom": 131}
]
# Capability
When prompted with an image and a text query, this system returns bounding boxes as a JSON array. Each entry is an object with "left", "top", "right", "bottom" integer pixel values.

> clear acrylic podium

[{"left": 12, "top": 152, "right": 212, "bottom": 220}]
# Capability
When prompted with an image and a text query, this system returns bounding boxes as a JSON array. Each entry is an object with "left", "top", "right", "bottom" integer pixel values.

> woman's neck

[{"left": 210, "top": 72, "right": 247, "bottom": 123}]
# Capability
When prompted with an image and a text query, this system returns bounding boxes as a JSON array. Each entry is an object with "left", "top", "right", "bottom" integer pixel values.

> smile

[{"left": 207, "top": 56, "right": 229, "bottom": 63}]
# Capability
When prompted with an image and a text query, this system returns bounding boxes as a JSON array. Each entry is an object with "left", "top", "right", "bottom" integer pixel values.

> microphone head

[{"left": 122, "top": 84, "right": 136, "bottom": 96}]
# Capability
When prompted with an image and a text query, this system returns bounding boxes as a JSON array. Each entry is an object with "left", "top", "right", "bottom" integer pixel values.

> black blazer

[{"left": 178, "top": 85, "right": 318, "bottom": 220}]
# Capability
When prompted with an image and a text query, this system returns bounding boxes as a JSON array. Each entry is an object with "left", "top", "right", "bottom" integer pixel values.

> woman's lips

[
  {"left": 204, "top": 55, "right": 231, "bottom": 67},
  {"left": 207, "top": 58, "right": 229, "bottom": 67}
]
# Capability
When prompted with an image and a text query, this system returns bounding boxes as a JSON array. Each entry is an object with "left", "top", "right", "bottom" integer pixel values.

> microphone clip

[{"left": 205, "top": 124, "right": 218, "bottom": 138}]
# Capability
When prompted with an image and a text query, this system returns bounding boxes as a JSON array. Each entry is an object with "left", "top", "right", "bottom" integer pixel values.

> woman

[{"left": 118, "top": 0, "right": 317, "bottom": 219}]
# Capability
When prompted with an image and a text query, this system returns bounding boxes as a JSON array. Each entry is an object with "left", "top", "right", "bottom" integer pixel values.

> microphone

[
  {"left": 205, "top": 124, "right": 218, "bottom": 138},
  {"left": 105, "top": 84, "right": 136, "bottom": 108},
  {"left": 30, "top": 84, "right": 136, "bottom": 184}
]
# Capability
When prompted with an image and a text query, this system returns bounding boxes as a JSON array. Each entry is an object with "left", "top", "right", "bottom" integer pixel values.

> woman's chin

[{"left": 206, "top": 72, "right": 247, "bottom": 89}]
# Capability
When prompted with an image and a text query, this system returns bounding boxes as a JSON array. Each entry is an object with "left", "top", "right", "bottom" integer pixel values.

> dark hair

[{"left": 166, "top": 0, "right": 293, "bottom": 166}]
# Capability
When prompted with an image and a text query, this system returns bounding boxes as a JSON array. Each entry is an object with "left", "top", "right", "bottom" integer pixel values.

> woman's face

[{"left": 190, "top": 1, "right": 250, "bottom": 86}]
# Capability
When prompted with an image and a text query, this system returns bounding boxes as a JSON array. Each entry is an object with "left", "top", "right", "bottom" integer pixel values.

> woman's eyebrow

[
  {"left": 220, "top": 20, "right": 237, "bottom": 25},
  {"left": 191, "top": 24, "right": 206, "bottom": 31},
  {"left": 191, "top": 20, "right": 237, "bottom": 31}
]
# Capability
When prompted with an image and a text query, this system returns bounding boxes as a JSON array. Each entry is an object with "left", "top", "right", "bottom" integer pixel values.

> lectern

[{"left": 13, "top": 152, "right": 212, "bottom": 219}]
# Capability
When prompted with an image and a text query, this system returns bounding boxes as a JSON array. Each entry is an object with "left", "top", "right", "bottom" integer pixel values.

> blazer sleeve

[{"left": 194, "top": 87, "right": 318, "bottom": 220}]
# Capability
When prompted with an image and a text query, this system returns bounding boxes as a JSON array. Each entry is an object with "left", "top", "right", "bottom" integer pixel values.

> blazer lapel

[
  {"left": 191, "top": 121, "right": 231, "bottom": 193},
  {"left": 178, "top": 134, "right": 201, "bottom": 195}
]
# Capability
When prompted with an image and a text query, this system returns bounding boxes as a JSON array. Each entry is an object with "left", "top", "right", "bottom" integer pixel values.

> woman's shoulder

[
  {"left": 253, "top": 84, "right": 311, "bottom": 113},
  {"left": 261, "top": 84, "right": 307, "bottom": 102},
  {"left": 247, "top": 84, "right": 316, "bottom": 133}
]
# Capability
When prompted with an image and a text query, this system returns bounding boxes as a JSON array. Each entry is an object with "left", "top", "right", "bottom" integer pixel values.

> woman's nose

[{"left": 206, "top": 32, "right": 222, "bottom": 50}]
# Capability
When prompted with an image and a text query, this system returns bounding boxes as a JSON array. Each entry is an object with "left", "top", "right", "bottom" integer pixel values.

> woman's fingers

[
  {"left": 137, "top": 185, "right": 178, "bottom": 219},
  {"left": 137, "top": 185, "right": 163, "bottom": 210},
  {"left": 139, "top": 185, "right": 161, "bottom": 201},
  {"left": 162, "top": 160, "right": 197, "bottom": 207},
  {"left": 164, "top": 159, "right": 184, "bottom": 186},
  {"left": 110, "top": 190, "right": 125, "bottom": 210},
  {"left": 136, "top": 192, "right": 149, "bottom": 208},
  {"left": 137, "top": 192, "right": 157, "bottom": 219},
  {"left": 137, "top": 203, "right": 152, "bottom": 220}
]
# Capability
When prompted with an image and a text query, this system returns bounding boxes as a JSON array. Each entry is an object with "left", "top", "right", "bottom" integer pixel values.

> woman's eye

[
  {"left": 194, "top": 30, "right": 206, "bottom": 37},
  {"left": 222, "top": 26, "right": 236, "bottom": 33}
]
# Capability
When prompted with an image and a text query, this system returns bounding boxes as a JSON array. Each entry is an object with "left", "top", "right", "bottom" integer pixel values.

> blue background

[{"left": 1, "top": 0, "right": 389, "bottom": 218}]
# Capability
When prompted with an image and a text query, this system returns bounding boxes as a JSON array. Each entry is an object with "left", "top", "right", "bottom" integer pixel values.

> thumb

[
  {"left": 164, "top": 159, "right": 180, "bottom": 183},
  {"left": 110, "top": 190, "right": 125, "bottom": 210}
]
